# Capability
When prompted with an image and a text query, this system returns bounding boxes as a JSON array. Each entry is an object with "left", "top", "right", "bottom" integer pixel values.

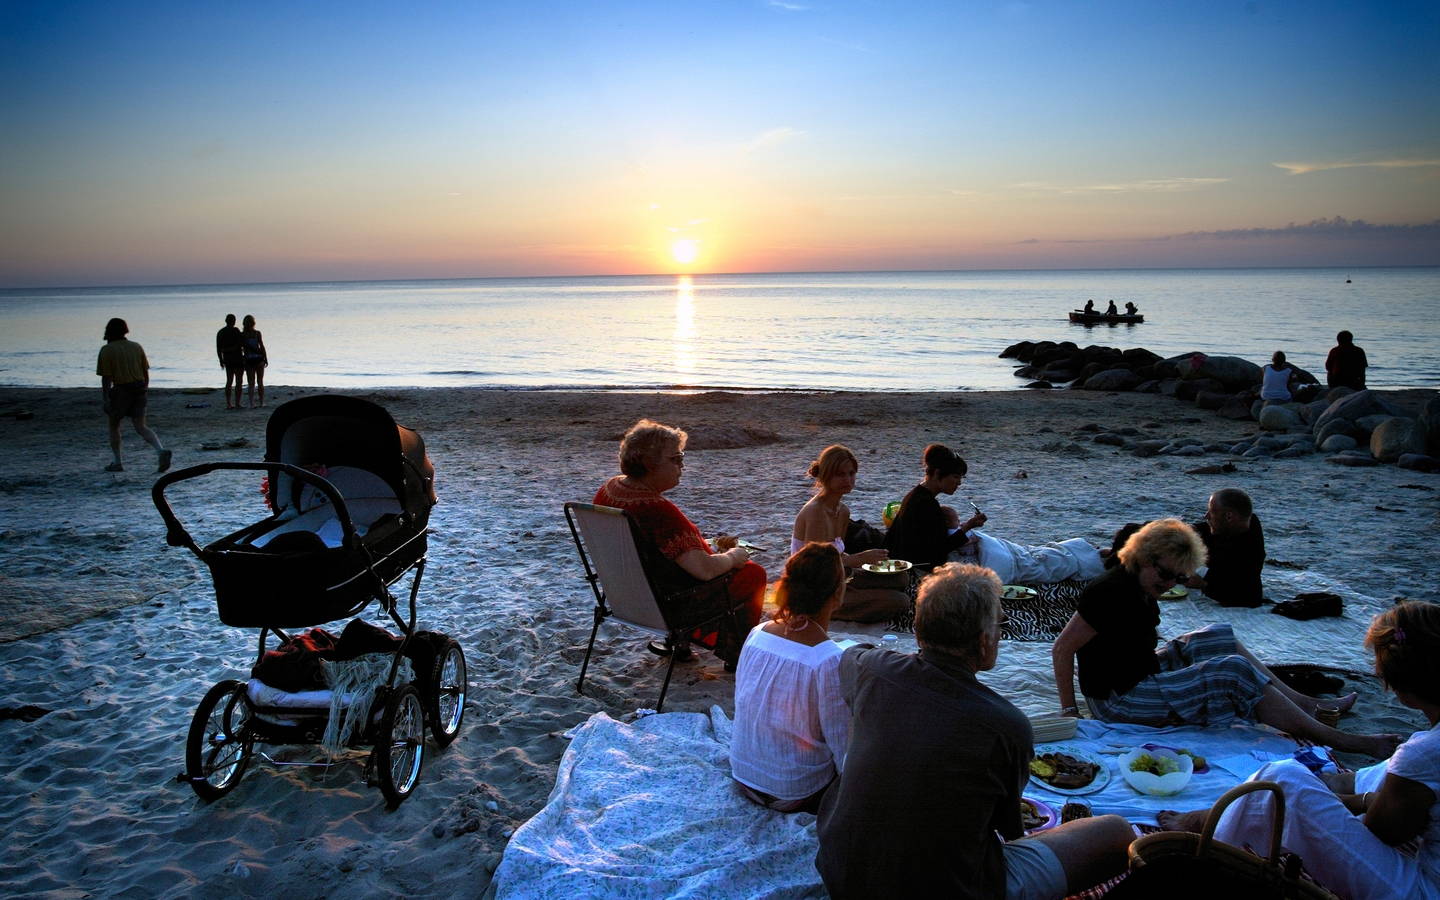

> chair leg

[
  {"left": 656, "top": 643, "right": 680, "bottom": 713},
  {"left": 576, "top": 606, "right": 604, "bottom": 696}
]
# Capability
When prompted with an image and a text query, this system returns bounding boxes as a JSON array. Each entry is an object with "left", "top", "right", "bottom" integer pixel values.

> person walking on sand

[
  {"left": 216, "top": 313, "right": 244, "bottom": 409},
  {"left": 240, "top": 314, "right": 268, "bottom": 408},
  {"left": 1326, "top": 330, "right": 1368, "bottom": 391},
  {"left": 96, "top": 318, "right": 171, "bottom": 473}
]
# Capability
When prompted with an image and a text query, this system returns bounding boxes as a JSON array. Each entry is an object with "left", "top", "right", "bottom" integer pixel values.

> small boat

[{"left": 1069, "top": 309, "right": 1144, "bottom": 324}]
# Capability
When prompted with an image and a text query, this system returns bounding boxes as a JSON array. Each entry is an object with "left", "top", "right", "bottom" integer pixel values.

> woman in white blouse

[{"left": 731, "top": 542, "right": 852, "bottom": 813}]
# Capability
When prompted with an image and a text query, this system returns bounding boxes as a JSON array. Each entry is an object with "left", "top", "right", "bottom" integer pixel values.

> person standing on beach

[
  {"left": 1326, "top": 330, "right": 1368, "bottom": 390},
  {"left": 215, "top": 313, "right": 244, "bottom": 409},
  {"left": 96, "top": 317, "right": 171, "bottom": 473},
  {"left": 240, "top": 314, "right": 268, "bottom": 408}
]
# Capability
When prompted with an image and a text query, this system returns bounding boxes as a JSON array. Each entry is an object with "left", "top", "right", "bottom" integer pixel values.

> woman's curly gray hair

[
  {"left": 619, "top": 419, "right": 687, "bottom": 477},
  {"left": 1117, "top": 518, "right": 1206, "bottom": 574}
]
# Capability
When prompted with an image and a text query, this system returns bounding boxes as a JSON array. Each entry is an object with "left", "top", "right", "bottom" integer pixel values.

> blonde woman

[{"left": 792, "top": 444, "right": 907, "bottom": 622}]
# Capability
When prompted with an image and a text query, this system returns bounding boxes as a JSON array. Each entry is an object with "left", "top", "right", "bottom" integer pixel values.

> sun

[{"left": 670, "top": 239, "right": 699, "bottom": 265}]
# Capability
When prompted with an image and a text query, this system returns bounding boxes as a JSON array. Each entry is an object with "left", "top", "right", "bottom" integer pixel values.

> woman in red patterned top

[{"left": 594, "top": 419, "right": 766, "bottom": 669}]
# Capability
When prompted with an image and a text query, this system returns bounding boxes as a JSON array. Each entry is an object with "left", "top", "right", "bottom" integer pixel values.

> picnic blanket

[{"left": 492, "top": 708, "right": 1307, "bottom": 900}]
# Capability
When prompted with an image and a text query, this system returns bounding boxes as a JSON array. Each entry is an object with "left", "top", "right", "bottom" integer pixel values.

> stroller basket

[{"left": 154, "top": 395, "right": 436, "bottom": 627}]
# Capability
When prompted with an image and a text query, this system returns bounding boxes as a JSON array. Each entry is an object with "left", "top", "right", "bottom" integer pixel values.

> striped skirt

[{"left": 1086, "top": 623, "right": 1269, "bottom": 726}]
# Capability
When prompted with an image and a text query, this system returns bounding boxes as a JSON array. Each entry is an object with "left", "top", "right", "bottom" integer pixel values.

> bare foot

[
  {"left": 1346, "top": 732, "right": 1405, "bottom": 759},
  {"left": 1156, "top": 809, "right": 1207, "bottom": 833},
  {"left": 1314, "top": 692, "right": 1359, "bottom": 716}
]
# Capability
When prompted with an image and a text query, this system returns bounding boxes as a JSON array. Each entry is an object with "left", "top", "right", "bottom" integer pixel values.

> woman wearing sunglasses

[{"left": 1051, "top": 518, "right": 1400, "bottom": 758}]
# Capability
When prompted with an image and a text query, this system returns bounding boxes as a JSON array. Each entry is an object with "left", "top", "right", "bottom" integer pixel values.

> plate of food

[
  {"left": 862, "top": 559, "right": 913, "bottom": 574},
  {"left": 1140, "top": 743, "right": 1209, "bottom": 773},
  {"left": 1001, "top": 585, "right": 1038, "bottom": 601},
  {"left": 1028, "top": 745, "right": 1111, "bottom": 796},
  {"left": 1020, "top": 796, "right": 1058, "bottom": 833},
  {"left": 1160, "top": 584, "right": 1188, "bottom": 600}
]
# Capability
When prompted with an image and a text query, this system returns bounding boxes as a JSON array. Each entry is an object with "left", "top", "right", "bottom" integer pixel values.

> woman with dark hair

[
  {"left": 731, "top": 542, "right": 850, "bottom": 813},
  {"left": 886, "top": 443, "right": 1104, "bottom": 583},
  {"left": 793, "top": 444, "right": 906, "bottom": 622},
  {"left": 885, "top": 444, "right": 984, "bottom": 569},
  {"left": 1052, "top": 518, "right": 1399, "bottom": 757},
  {"left": 241, "top": 314, "right": 268, "bottom": 408},
  {"left": 593, "top": 419, "right": 766, "bottom": 667},
  {"left": 1164, "top": 601, "right": 1440, "bottom": 899},
  {"left": 96, "top": 318, "right": 171, "bottom": 473}
]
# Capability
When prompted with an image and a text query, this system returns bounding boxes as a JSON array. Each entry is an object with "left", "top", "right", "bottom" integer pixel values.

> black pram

[{"left": 154, "top": 395, "right": 464, "bottom": 807}]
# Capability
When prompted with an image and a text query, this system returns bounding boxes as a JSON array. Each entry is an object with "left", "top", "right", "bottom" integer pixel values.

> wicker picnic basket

[{"left": 1112, "top": 782, "right": 1338, "bottom": 899}]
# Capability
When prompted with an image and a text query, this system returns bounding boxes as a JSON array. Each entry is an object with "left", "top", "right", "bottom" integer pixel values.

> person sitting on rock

[
  {"left": 1326, "top": 330, "right": 1368, "bottom": 391},
  {"left": 1188, "top": 488, "right": 1265, "bottom": 608},
  {"left": 1260, "top": 350, "right": 1300, "bottom": 402}
]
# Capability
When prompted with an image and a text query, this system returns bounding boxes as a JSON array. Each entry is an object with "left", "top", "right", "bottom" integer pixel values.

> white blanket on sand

[{"left": 492, "top": 709, "right": 1303, "bottom": 900}]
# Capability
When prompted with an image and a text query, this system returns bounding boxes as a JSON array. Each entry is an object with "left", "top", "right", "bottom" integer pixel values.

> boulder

[
  {"left": 1299, "top": 399, "right": 1330, "bottom": 425},
  {"left": 1370, "top": 417, "right": 1426, "bottom": 463},
  {"left": 1134, "top": 380, "right": 1161, "bottom": 393},
  {"left": 1327, "top": 452, "right": 1378, "bottom": 467},
  {"left": 1356, "top": 413, "right": 1396, "bottom": 433},
  {"left": 1258, "top": 404, "right": 1304, "bottom": 432},
  {"left": 1273, "top": 445, "right": 1312, "bottom": 459},
  {"left": 1315, "top": 418, "right": 1360, "bottom": 447},
  {"left": 1092, "top": 432, "right": 1128, "bottom": 446},
  {"left": 1397, "top": 453, "right": 1440, "bottom": 473},
  {"left": 1177, "top": 354, "right": 1263, "bottom": 391},
  {"left": 1158, "top": 379, "right": 1182, "bottom": 397},
  {"left": 1039, "top": 366, "right": 1078, "bottom": 383},
  {"left": 1132, "top": 439, "right": 1170, "bottom": 458},
  {"left": 1229, "top": 441, "right": 1254, "bottom": 455},
  {"left": 1012, "top": 365, "right": 1039, "bottom": 379},
  {"left": 1319, "top": 434, "right": 1358, "bottom": 453},
  {"left": 1242, "top": 446, "right": 1273, "bottom": 458},
  {"left": 1169, "top": 444, "right": 1206, "bottom": 457},
  {"left": 1312, "top": 390, "right": 1399, "bottom": 437},
  {"left": 1195, "top": 390, "right": 1232, "bottom": 411},
  {"left": 1121, "top": 347, "right": 1163, "bottom": 367},
  {"left": 1023, "top": 381, "right": 1054, "bottom": 390},
  {"left": 1000, "top": 341, "right": 1033, "bottom": 359},
  {"left": 1216, "top": 398, "right": 1256, "bottom": 420},
  {"left": 1176, "top": 378, "right": 1226, "bottom": 402},
  {"left": 1083, "top": 369, "right": 1142, "bottom": 392},
  {"left": 1420, "top": 395, "right": 1440, "bottom": 456}
]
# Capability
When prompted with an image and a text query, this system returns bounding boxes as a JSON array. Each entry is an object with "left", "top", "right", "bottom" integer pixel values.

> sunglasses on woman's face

[{"left": 1152, "top": 562, "right": 1189, "bottom": 584}]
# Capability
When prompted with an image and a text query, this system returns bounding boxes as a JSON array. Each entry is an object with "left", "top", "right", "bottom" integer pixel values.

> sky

[{"left": 2, "top": 0, "right": 1438, "bottom": 287}]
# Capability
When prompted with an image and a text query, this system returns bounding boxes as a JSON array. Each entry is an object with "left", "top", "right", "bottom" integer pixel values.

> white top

[
  {"left": 789, "top": 536, "right": 844, "bottom": 555},
  {"left": 1260, "top": 364, "right": 1293, "bottom": 401},
  {"left": 730, "top": 625, "right": 850, "bottom": 802},
  {"left": 1390, "top": 724, "right": 1440, "bottom": 887}
]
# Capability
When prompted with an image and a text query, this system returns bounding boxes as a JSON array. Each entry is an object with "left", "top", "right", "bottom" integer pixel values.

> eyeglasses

[{"left": 1152, "top": 562, "right": 1189, "bottom": 585}]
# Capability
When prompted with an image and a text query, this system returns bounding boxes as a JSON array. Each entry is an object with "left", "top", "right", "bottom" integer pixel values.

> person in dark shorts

[
  {"left": 241, "top": 314, "right": 269, "bottom": 408},
  {"left": 1325, "top": 330, "right": 1368, "bottom": 390},
  {"left": 96, "top": 318, "right": 171, "bottom": 473},
  {"left": 216, "top": 313, "right": 244, "bottom": 409}
]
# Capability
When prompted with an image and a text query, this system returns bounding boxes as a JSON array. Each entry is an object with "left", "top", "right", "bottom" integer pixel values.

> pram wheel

[
  {"left": 185, "top": 680, "right": 254, "bottom": 802},
  {"left": 428, "top": 639, "right": 466, "bottom": 747},
  {"left": 374, "top": 683, "right": 425, "bottom": 807}
]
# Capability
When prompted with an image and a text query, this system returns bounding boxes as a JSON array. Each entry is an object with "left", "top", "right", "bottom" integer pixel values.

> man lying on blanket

[{"left": 816, "top": 563, "right": 1134, "bottom": 900}]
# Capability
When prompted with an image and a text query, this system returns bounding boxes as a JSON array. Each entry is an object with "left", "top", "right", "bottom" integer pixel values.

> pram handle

[{"left": 152, "top": 462, "right": 360, "bottom": 554}]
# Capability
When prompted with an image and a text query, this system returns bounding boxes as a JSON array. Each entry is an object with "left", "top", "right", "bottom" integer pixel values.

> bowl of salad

[{"left": 1119, "top": 746, "right": 1193, "bottom": 796}]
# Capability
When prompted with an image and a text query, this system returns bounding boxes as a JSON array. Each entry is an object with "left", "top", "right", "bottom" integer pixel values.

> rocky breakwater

[{"left": 999, "top": 340, "right": 1440, "bottom": 472}]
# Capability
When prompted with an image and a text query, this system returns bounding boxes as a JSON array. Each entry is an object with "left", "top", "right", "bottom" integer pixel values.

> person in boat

[
  {"left": 885, "top": 444, "right": 1105, "bottom": 584},
  {"left": 1124, "top": 302, "right": 1138, "bottom": 316},
  {"left": 1159, "top": 601, "right": 1440, "bottom": 900},
  {"left": 1083, "top": 299, "right": 1095, "bottom": 314},
  {"left": 1050, "top": 518, "right": 1402, "bottom": 759},
  {"left": 593, "top": 418, "right": 767, "bottom": 668},
  {"left": 814, "top": 563, "right": 1135, "bottom": 899},
  {"left": 1105, "top": 300, "right": 1118, "bottom": 316},
  {"left": 792, "top": 444, "right": 908, "bottom": 623}
]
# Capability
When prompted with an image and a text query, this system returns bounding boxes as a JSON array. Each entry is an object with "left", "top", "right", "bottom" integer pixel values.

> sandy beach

[{"left": 1, "top": 384, "right": 1437, "bottom": 898}]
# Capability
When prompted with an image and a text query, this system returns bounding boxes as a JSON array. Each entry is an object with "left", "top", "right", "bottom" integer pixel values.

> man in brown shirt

[{"left": 96, "top": 317, "right": 171, "bottom": 473}]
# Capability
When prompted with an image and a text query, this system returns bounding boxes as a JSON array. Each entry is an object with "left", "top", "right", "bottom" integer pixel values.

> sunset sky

[{"left": 2, "top": 0, "right": 1438, "bottom": 287}]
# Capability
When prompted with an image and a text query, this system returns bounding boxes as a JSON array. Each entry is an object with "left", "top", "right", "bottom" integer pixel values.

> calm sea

[{"left": 2, "top": 268, "right": 1437, "bottom": 392}]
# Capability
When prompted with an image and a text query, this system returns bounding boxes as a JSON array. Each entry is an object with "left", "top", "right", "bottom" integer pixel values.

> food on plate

[
  {"left": 1128, "top": 752, "right": 1181, "bottom": 776},
  {"left": 1060, "top": 801, "right": 1092, "bottom": 823},
  {"left": 1020, "top": 799, "right": 1049, "bottom": 830},
  {"left": 1029, "top": 752, "right": 1100, "bottom": 789}
]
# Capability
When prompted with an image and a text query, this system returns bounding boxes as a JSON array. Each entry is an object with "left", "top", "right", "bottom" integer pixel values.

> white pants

[
  {"left": 960, "top": 532, "right": 1104, "bottom": 585},
  {"left": 1213, "top": 759, "right": 1437, "bottom": 900}
]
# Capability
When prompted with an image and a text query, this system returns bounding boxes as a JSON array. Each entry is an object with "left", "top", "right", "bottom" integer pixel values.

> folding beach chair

[{"left": 564, "top": 502, "right": 740, "bottom": 712}]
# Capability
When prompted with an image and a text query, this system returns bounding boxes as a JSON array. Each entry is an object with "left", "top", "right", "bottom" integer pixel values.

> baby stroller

[{"left": 153, "top": 395, "right": 465, "bottom": 807}]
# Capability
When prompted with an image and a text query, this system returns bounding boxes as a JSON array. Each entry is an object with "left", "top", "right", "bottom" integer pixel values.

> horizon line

[{"left": 4, "top": 262, "right": 1435, "bottom": 293}]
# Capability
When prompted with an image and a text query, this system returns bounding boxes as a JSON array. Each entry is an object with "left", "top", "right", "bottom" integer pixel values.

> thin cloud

[
  {"left": 1015, "top": 216, "right": 1440, "bottom": 245},
  {"left": 1274, "top": 158, "right": 1440, "bottom": 175},
  {"left": 767, "top": 0, "right": 810, "bottom": 10},
  {"left": 1012, "top": 177, "right": 1228, "bottom": 195},
  {"left": 744, "top": 126, "right": 805, "bottom": 153}
]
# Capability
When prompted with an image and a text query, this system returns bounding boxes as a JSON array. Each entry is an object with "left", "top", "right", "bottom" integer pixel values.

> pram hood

[{"left": 265, "top": 395, "right": 435, "bottom": 526}]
